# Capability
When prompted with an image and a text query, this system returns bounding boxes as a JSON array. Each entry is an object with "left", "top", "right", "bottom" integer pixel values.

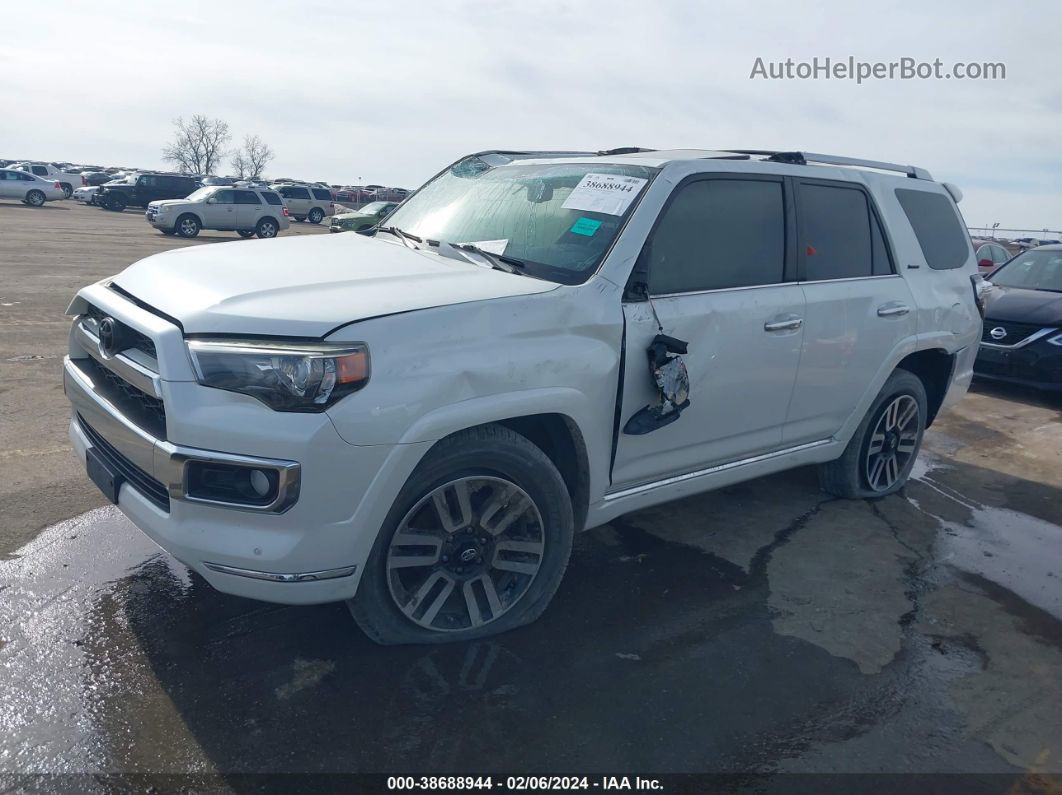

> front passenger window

[{"left": 647, "top": 178, "right": 785, "bottom": 295}]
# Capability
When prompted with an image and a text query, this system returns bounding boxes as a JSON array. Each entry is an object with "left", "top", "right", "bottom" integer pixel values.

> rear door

[
  {"left": 783, "top": 179, "right": 916, "bottom": 445},
  {"left": 234, "top": 189, "right": 263, "bottom": 229},
  {"left": 611, "top": 174, "right": 805, "bottom": 488},
  {"left": 0, "top": 170, "right": 20, "bottom": 199}
]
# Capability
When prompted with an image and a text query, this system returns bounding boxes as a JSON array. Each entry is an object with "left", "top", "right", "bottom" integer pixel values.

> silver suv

[
  {"left": 271, "top": 183, "right": 334, "bottom": 224},
  {"left": 64, "top": 148, "right": 982, "bottom": 645},
  {"left": 145, "top": 186, "right": 291, "bottom": 238}
]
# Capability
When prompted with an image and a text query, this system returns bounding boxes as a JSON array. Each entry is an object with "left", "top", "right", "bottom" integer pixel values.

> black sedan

[{"left": 975, "top": 245, "right": 1062, "bottom": 391}]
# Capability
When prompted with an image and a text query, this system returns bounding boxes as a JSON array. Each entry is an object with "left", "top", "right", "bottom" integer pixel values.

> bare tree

[
  {"left": 161, "top": 115, "right": 231, "bottom": 176},
  {"left": 231, "top": 135, "right": 274, "bottom": 180}
]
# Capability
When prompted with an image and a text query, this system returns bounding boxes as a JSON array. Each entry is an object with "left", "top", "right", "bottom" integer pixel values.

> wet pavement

[{"left": 2, "top": 442, "right": 1061, "bottom": 786}]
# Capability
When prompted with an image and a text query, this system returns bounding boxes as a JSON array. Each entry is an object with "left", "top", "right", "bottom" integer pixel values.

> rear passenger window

[
  {"left": 261, "top": 192, "right": 283, "bottom": 206},
  {"left": 800, "top": 184, "right": 874, "bottom": 280},
  {"left": 647, "top": 179, "right": 785, "bottom": 295},
  {"left": 894, "top": 188, "right": 970, "bottom": 270},
  {"left": 288, "top": 187, "right": 311, "bottom": 200},
  {"left": 311, "top": 188, "right": 331, "bottom": 200},
  {"left": 235, "top": 190, "right": 261, "bottom": 204}
]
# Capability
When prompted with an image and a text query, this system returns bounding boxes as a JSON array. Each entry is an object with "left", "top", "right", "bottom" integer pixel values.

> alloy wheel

[
  {"left": 865, "top": 394, "right": 919, "bottom": 492},
  {"left": 386, "top": 477, "right": 546, "bottom": 632}
]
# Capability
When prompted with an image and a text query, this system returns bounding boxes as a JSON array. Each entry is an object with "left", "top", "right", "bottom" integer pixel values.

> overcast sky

[{"left": 3, "top": 0, "right": 1060, "bottom": 230}]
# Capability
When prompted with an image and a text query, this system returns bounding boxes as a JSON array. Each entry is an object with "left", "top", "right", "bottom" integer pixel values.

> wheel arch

[
  {"left": 895, "top": 348, "right": 955, "bottom": 428},
  {"left": 175, "top": 210, "right": 203, "bottom": 227}
]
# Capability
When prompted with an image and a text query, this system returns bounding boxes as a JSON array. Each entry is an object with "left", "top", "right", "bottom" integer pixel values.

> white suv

[
  {"left": 145, "top": 186, "right": 291, "bottom": 238},
  {"left": 271, "top": 183, "right": 334, "bottom": 224},
  {"left": 64, "top": 148, "right": 982, "bottom": 645}
]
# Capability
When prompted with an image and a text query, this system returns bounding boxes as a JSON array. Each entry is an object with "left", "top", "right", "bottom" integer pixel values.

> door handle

[
  {"left": 764, "top": 316, "right": 803, "bottom": 332},
  {"left": 877, "top": 303, "right": 910, "bottom": 317}
]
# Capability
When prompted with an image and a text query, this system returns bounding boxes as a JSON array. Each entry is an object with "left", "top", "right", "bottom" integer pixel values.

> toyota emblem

[
  {"left": 989, "top": 326, "right": 1008, "bottom": 341},
  {"left": 97, "top": 317, "right": 119, "bottom": 358}
]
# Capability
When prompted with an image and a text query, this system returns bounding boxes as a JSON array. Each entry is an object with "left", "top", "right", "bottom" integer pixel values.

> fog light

[
  {"left": 249, "top": 469, "right": 271, "bottom": 497},
  {"left": 186, "top": 462, "right": 280, "bottom": 507}
]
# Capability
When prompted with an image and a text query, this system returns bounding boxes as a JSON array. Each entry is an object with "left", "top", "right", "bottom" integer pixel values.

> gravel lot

[
  {"left": 0, "top": 199, "right": 329, "bottom": 557},
  {"left": 1, "top": 196, "right": 1060, "bottom": 782}
]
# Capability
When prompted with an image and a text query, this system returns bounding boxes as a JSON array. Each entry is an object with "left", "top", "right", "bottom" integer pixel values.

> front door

[
  {"left": 611, "top": 175, "right": 805, "bottom": 489},
  {"left": 206, "top": 189, "right": 238, "bottom": 229}
]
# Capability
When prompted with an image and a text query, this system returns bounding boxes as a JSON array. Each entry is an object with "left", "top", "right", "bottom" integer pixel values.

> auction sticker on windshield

[{"left": 562, "top": 173, "right": 648, "bottom": 216}]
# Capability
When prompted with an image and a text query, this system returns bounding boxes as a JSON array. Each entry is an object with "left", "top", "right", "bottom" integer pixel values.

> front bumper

[{"left": 974, "top": 337, "right": 1062, "bottom": 391}]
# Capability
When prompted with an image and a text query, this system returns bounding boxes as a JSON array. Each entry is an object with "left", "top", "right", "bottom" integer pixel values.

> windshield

[
  {"left": 184, "top": 186, "right": 217, "bottom": 202},
  {"left": 384, "top": 157, "right": 657, "bottom": 284},
  {"left": 990, "top": 249, "right": 1062, "bottom": 292},
  {"left": 358, "top": 201, "right": 391, "bottom": 215}
]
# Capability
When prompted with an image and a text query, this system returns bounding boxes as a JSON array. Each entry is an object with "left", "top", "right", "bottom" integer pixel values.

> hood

[
  {"left": 110, "top": 232, "right": 558, "bottom": 337},
  {"left": 149, "top": 198, "right": 190, "bottom": 208},
  {"left": 984, "top": 285, "right": 1062, "bottom": 326}
]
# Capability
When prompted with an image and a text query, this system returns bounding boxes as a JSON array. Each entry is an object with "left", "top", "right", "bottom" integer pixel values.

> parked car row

[{"left": 974, "top": 245, "right": 1062, "bottom": 392}]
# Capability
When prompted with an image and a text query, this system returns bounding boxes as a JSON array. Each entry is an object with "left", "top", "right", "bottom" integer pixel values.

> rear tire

[
  {"left": 255, "top": 218, "right": 279, "bottom": 239},
  {"left": 60, "top": 183, "right": 73, "bottom": 198},
  {"left": 174, "top": 214, "right": 200, "bottom": 238},
  {"left": 308, "top": 207, "right": 324, "bottom": 224},
  {"left": 25, "top": 190, "right": 46, "bottom": 207},
  {"left": 350, "top": 424, "right": 574, "bottom": 645},
  {"left": 819, "top": 369, "right": 928, "bottom": 498}
]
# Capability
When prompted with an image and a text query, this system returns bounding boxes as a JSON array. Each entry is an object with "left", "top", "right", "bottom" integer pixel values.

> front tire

[
  {"left": 174, "top": 214, "right": 200, "bottom": 238},
  {"left": 350, "top": 424, "right": 574, "bottom": 645},
  {"left": 25, "top": 190, "right": 46, "bottom": 207},
  {"left": 308, "top": 207, "right": 324, "bottom": 224},
  {"left": 819, "top": 369, "right": 928, "bottom": 498}
]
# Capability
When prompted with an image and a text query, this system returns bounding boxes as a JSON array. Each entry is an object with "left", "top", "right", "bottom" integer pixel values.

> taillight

[
  {"left": 81, "top": 176, "right": 87, "bottom": 185},
  {"left": 54, "top": 181, "right": 61, "bottom": 190},
  {"left": 282, "top": 207, "right": 289, "bottom": 216}
]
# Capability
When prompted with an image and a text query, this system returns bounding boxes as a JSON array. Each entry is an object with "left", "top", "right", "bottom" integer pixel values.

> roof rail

[{"left": 724, "top": 150, "right": 933, "bottom": 180}]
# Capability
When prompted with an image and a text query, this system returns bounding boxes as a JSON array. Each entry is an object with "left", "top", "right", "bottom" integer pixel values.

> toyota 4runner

[{"left": 64, "top": 148, "right": 982, "bottom": 645}]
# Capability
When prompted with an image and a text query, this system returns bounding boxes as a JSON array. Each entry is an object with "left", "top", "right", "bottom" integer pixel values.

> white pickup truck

[{"left": 8, "top": 162, "right": 82, "bottom": 198}]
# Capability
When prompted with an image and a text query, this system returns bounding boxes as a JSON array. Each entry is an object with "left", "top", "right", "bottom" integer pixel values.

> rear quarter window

[{"left": 894, "top": 188, "right": 970, "bottom": 270}]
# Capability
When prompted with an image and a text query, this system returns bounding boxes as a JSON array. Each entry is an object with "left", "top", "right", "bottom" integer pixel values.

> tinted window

[
  {"left": 895, "top": 188, "right": 970, "bottom": 270},
  {"left": 647, "top": 179, "right": 785, "bottom": 295},
  {"left": 32, "top": 166, "right": 47, "bottom": 176},
  {"left": 311, "top": 188, "right": 331, "bottom": 200},
  {"left": 871, "top": 211, "right": 893, "bottom": 275},
  {"left": 282, "top": 186, "right": 310, "bottom": 199},
  {"left": 261, "top": 191, "right": 283, "bottom": 206},
  {"left": 800, "top": 184, "right": 873, "bottom": 280},
  {"left": 0, "top": 170, "right": 18, "bottom": 181},
  {"left": 213, "top": 190, "right": 235, "bottom": 204},
  {"left": 138, "top": 175, "right": 156, "bottom": 187},
  {"left": 235, "top": 190, "right": 261, "bottom": 204}
]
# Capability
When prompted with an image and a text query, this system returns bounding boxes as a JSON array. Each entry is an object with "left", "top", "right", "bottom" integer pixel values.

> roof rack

[{"left": 724, "top": 150, "right": 932, "bottom": 180}]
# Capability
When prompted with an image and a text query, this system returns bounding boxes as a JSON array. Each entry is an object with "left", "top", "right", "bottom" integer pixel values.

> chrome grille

[
  {"left": 84, "top": 303, "right": 157, "bottom": 358},
  {"left": 981, "top": 319, "right": 1045, "bottom": 346},
  {"left": 81, "top": 357, "right": 166, "bottom": 439}
]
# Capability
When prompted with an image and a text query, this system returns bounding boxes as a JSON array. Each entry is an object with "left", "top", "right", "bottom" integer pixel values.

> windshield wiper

[
  {"left": 377, "top": 225, "right": 421, "bottom": 250},
  {"left": 451, "top": 243, "right": 528, "bottom": 274}
]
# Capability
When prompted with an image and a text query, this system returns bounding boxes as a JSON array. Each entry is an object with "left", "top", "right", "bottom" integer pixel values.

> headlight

[{"left": 187, "top": 339, "right": 370, "bottom": 412}]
